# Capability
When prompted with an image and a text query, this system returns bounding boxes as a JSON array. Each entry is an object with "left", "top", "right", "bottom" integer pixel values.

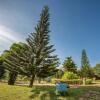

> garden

[{"left": 0, "top": 5, "right": 100, "bottom": 100}]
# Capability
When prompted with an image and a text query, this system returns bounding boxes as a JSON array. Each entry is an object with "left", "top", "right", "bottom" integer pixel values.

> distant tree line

[{"left": 55, "top": 49, "right": 98, "bottom": 81}]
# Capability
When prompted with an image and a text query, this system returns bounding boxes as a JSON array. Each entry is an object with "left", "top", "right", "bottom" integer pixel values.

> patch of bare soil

[{"left": 79, "top": 90, "right": 100, "bottom": 100}]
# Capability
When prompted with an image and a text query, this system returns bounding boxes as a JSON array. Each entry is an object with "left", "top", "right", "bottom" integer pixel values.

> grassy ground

[
  {"left": 0, "top": 83, "right": 31, "bottom": 100},
  {"left": 0, "top": 83, "right": 100, "bottom": 100}
]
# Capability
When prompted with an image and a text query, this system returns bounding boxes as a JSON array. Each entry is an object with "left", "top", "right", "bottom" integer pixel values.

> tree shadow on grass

[
  {"left": 29, "top": 86, "right": 100, "bottom": 100},
  {"left": 29, "top": 91, "right": 58, "bottom": 100},
  {"left": 29, "top": 87, "right": 69, "bottom": 100}
]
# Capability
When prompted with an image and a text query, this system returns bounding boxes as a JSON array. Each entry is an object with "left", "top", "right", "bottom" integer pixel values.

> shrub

[
  {"left": 51, "top": 79, "right": 83, "bottom": 85},
  {"left": 86, "top": 79, "right": 92, "bottom": 84},
  {"left": 66, "top": 79, "right": 83, "bottom": 85},
  {"left": 62, "top": 72, "right": 79, "bottom": 80}
]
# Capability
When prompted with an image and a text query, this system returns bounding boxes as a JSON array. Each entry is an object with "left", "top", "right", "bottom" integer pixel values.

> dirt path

[{"left": 79, "top": 90, "right": 100, "bottom": 100}]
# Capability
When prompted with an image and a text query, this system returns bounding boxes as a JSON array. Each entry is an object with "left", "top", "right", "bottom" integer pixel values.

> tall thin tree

[
  {"left": 81, "top": 49, "right": 92, "bottom": 78},
  {"left": 27, "top": 6, "right": 58, "bottom": 87}
]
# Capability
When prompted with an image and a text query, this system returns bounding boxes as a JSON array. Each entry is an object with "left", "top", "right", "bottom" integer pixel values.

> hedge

[
  {"left": 52, "top": 78, "right": 92, "bottom": 85},
  {"left": 86, "top": 79, "right": 92, "bottom": 84},
  {"left": 52, "top": 79, "right": 83, "bottom": 85}
]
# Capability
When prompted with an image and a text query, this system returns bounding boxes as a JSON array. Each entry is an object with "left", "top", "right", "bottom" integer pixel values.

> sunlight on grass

[{"left": 0, "top": 83, "right": 32, "bottom": 100}]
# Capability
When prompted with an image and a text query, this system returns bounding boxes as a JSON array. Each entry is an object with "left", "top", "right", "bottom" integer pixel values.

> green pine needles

[{"left": 2, "top": 6, "right": 59, "bottom": 87}]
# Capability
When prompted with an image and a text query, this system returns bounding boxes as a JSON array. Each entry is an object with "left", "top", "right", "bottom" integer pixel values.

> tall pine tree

[
  {"left": 81, "top": 49, "right": 92, "bottom": 78},
  {"left": 81, "top": 49, "right": 89, "bottom": 67},
  {"left": 27, "top": 6, "right": 58, "bottom": 87}
]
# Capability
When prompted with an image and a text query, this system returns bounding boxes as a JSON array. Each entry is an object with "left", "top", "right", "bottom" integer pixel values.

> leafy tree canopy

[{"left": 93, "top": 64, "right": 100, "bottom": 77}]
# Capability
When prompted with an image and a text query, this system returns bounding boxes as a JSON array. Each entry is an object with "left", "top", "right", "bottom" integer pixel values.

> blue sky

[{"left": 0, "top": 0, "right": 100, "bottom": 67}]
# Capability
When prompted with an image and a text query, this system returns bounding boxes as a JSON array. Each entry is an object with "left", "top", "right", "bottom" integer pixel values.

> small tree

[
  {"left": 63, "top": 57, "right": 77, "bottom": 73},
  {"left": 0, "top": 58, "right": 5, "bottom": 79},
  {"left": 2, "top": 42, "right": 29, "bottom": 85},
  {"left": 93, "top": 64, "right": 100, "bottom": 78}
]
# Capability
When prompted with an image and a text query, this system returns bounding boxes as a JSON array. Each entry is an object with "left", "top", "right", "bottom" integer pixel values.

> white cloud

[
  {"left": 0, "top": 25, "right": 21, "bottom": 42},
  {"left": 0, "top": 25, "right": 24, "bottom": 54}
]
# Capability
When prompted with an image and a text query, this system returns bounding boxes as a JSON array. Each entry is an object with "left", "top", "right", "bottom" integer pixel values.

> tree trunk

[
  {"left": 29, "top": 74, "right": 35, "bottom": 87},
  {"left": 8, "top": 72, "right": 18, "bottom": 85},
  {"left": 38, "top": 78, "right": 41, "bottom": 83},
  {"left": 83, "top": 77, "right": 86, "bottom": 85}
]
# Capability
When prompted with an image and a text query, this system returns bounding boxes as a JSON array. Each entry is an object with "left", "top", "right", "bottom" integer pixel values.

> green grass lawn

[{"left": 0, "top": 83, "right": 100, "bottom": 100}]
